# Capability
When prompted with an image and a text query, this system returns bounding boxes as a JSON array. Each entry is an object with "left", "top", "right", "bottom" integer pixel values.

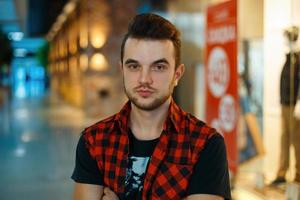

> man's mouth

[{"left": 136, "top": 89, "right": 153, "bottom": 98}]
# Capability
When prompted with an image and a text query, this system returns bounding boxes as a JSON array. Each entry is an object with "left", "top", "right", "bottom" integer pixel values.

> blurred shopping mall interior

[{"left": 0, "top": 0, "right": 300, "bottom": 199}]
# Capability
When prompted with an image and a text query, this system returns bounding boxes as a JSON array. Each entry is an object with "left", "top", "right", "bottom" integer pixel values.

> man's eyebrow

[
  {"left": 152, "top": 58, "right": 169, "bottom": 65},
  {"left": 124, "top": 59, "right": 139, "bottom": 65},
  {"left": 124, "top": 58, "right": 169, "bottom": 65}
]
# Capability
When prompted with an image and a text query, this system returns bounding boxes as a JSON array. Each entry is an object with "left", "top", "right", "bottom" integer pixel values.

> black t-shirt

[
  {"left": 124, "top": 130, "right": 159, "bottom": 199},
  {"left": 72, "top": 131, "right": 231, "bottom": 200}
]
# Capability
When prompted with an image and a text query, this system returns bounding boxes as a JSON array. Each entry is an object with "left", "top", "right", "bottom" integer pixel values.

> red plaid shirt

[{"left": 83, "top": 99, "right": 216, "bottom": 200}]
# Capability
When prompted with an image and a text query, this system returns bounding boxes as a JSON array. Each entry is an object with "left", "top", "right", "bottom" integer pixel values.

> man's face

[{"left": 121, "top": 38, "right": 184, "bottom": 111}]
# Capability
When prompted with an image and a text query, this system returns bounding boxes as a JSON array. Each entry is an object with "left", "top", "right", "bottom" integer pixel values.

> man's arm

[
  {"left": 73, "top": 183, "right": 104, "bottom": 200},
  {"left": 72, "top": 135, "right": 105, "bottom": 199},
  {"left": 186, "top": 194, "right": 224, "bottom": 200},
  {"left": 187, "top": 134, "right": 231, "bottom": 199}
]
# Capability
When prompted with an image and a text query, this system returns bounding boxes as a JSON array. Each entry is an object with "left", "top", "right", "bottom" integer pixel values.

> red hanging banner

[{"left": 205, "top": 0, "right": 238, "bottom": 174}]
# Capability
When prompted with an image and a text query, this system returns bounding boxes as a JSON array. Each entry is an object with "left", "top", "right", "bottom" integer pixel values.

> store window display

[{"left": 271, "top": 26, "right": 300, "bottom": 186}]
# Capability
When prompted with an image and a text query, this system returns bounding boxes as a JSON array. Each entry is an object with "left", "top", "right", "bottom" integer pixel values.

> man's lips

[{"left": 136, "top": 90, "right": 153, "bottom": 98}]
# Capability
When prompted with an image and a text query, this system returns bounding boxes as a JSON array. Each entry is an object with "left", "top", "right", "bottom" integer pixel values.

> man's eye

[
  {"left": 152, "top": 65, "right": 166, "bottom": 71},
  {"left": 127, "top": 64, "right": 140, "bottom": 70}
]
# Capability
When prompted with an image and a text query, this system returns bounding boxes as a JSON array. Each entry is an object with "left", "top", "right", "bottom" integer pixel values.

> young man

[{"left": 72, "top": 13, "right": 231, "bottom": 200}]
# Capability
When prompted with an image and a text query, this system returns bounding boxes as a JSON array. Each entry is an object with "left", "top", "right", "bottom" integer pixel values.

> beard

[{"left": 124, "top": 79, "right": 175, "bottom": 111}]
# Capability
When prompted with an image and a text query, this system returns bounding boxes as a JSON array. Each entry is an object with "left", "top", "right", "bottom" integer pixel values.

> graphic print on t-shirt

[{"left": 125, "top": 156, "right": 150, "bottom": 199}]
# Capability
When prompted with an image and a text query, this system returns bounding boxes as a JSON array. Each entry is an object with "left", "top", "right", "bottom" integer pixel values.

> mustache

[{"left": 134, "top": 84, "right": 156, "bottom": 91}]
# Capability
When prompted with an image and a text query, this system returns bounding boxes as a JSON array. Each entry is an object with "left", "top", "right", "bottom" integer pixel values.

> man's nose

[{"left": 138, "top": 68, "right": 153, "bottom": 85}]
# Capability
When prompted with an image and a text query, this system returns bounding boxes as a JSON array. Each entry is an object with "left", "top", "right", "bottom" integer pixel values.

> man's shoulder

[
  {"left": 83, "top": 114, "right": 117, "bottom": 137},
  {"left": 180, "top": 113, "right": 222, "bottom": 164},
  {"left": 79, "top": 115, "right": 118, "bottom": 158},
  {"left": 185, "top": 113, "right": 217, "bottom": 137}
]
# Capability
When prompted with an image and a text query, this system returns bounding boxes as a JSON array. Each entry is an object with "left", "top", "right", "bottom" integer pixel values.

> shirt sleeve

[
  {"left": 187, "top": 134, "right": 232, "bottom": 200},
  {"left": 71, "top": 134, "right": 104, "bottom": 185}
]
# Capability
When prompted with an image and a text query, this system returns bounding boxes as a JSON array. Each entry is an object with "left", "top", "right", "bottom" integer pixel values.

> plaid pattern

[{"left": 83, "top": 99, "right": 216, "bottom": 199}]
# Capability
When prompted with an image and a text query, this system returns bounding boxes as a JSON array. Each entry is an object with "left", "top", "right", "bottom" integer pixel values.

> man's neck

[{"left": 129, "top": 98, "right": 171, "bottom": 140}]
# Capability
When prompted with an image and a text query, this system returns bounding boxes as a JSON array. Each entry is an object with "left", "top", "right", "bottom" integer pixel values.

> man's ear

[{"left": 174, "top": 64, "right": 185, "bottom": 86}]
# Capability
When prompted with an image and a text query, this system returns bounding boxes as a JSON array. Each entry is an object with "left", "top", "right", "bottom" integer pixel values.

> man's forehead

[{"left": 123, "top": 38, "right": 175, "bottom": 61}]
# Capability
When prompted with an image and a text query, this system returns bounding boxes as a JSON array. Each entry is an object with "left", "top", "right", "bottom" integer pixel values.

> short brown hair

[{"left": 120, "top": 13, "right": 181, "bottom": 67}]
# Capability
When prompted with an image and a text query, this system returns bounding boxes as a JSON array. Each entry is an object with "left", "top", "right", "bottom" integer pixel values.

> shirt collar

[
  {"left": 114, "top": 98, "right": 185, "bottom": 134},
  {"left": 167, "top": 98, "right": 185, "bottom": 133},
  {"left": 114, "top": 100, "right": 131, "bottom": 134}
]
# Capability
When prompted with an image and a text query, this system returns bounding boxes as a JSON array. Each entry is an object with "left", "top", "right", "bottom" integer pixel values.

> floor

[
  {"left": 0, "top": 89, "right": 90, "bottom": 200},
  {"left": 233, "top": 158, "right": 286, "bottom": 200},
  {"left": 0, "top": 87, "right": 290, "bottom": 200}
]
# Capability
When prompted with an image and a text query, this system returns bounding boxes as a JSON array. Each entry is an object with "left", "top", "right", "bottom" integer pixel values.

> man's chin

[
  {"left": 130, "top": 97, "right": 170, "bottom": 111},
  {"left": 132, "top": 100, "right": 158, "bottom": 111}
]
